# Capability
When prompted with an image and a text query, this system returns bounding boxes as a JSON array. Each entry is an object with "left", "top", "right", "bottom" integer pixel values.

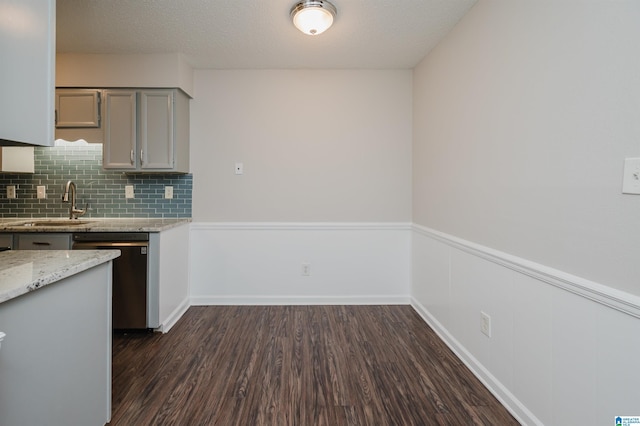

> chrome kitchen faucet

[{"left": 62, "top": 180, "right": 87, "bottom": 219}]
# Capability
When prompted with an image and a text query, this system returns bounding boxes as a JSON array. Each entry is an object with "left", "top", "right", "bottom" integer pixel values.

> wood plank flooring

[{"left": 109, "top": 306, "right": 518, "bottom": 425}]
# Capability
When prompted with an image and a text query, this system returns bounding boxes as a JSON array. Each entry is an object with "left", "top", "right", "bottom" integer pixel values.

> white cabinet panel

[
  {"left": 0, "top": 0, "right": 55, "bottom": 146},
  {"left": 0, "top": 147, "right": 34, "bottom": 173},
  {"left": 0, "top": 264, "right": 112, "bottom": 425}
]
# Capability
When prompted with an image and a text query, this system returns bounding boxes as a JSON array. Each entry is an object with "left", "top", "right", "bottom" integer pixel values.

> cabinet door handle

[
  {"left": 32, "top": 242, "right": 51, "bottom": 246},
  {"left": 130, "top": 149, "right": 135, "bottom": 165},
  {"left": 140, "top": 149, "right": 144, "bottom": 165}
]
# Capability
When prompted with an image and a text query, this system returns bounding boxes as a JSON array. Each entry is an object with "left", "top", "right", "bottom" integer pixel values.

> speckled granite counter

[
  {"left": 0, "top": 250, "right": 120, "bottom": 304},
  {"left": 0, "top": 217, "right": 191, "bottom": 233}
]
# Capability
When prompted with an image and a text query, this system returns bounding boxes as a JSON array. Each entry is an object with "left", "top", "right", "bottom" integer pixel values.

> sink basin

[{"left": 21, "top": 220, "right": 94, "bottom": 227}]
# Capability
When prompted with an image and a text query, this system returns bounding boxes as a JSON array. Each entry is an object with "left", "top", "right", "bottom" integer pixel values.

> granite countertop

[
  {"left": 0, "top": 250, "right": 120, "bottom": 304},
  {"left": 0, "top": 217, "right": 191, "bottom": 233}
]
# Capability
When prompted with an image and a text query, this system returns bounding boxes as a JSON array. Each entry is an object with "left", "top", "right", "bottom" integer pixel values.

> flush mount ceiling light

[{"left": 290, "top": 0, "right": 337, "bottom": 36}]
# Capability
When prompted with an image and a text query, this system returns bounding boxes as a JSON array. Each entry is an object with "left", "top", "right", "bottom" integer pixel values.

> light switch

[
  {"left": 622, "top": 158, "right": 640, "bottom": 195},
  {"left": 235, "top": 162, "right": 243, "bottom": 175},
  {"left": 36, "top": 185, "right": 46, "bottom": 199}
]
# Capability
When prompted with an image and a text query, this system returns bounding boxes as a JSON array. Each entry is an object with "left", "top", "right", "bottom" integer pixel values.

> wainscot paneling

[
  {"left": 189, "top": 223, "right": 411, "bottom": 305},
  {"left": 412, "top": 224, "right": 640, "bottom": 426}
]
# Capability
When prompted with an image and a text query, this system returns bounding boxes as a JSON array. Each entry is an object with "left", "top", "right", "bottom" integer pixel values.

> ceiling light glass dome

[{"left": 290, "top": 0, "right": 337, "bottom": 36}]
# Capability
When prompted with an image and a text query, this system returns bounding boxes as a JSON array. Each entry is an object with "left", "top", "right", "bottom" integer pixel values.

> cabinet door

[
  {"left": 55, "top": 89, "right": 101, "bottom": 128},
  {"left": 0, "top": 0, "right": 55, "bottom": 146},
  {"left": 103, "top": 90, "right": 137, "bottom": 170},
  {"left": 139, "top": 90, "right": 174, "bottom": 170}
]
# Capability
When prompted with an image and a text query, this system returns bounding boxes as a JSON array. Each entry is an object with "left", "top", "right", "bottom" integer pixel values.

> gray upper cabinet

[
  {"left": 0, "top": 0, "right": 55, "bottom": 147},
  {"left": 55, "top": 89, "right": 105, "bottom": 143},
  {"left": 103, "top": 90, "right": 138, "bottom": 170},
  {"left": 140, "top": 90, "right": 174, "bottom": 170},
  {"left": 103, "top": 89, "right": 189, "bottom": 173},
  {"left": 56, "top": 89, "right": 101, "bottom": 128}
]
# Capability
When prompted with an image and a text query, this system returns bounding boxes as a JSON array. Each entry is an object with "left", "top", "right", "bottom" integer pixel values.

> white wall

[
  {"left": 412, "top": 228, "right": 640, "bottom": 426},
  {"left": 56, "top": 53, "right": 194, "bottom": 97},
  {"left": 413, "top": 0, "right": 640, "bottom": 295},
  {"left": 412, "top": 1, "right": 640, "bottom": 424},
  {"left": 190, "top": 223, "right": 411, "bottom": 305},
  {"left": 190, "top": 69, "right": 412, "bottom": 222},
  {"left": 185, "top": 4, "right": 640, "bottom": 423},
  {"left": 188, "top": 70, "right": 413, "bottom": 301}
]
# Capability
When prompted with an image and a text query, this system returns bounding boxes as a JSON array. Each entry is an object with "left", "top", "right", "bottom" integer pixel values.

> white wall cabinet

[
  {"left": 103, "top": 89, "right": 189, "bottom": 173},
  {"left": 0, "top": 0, "right": 55, "bottom": 146},
  {"left": 0, "top": 263, "right": 112, "bottom": 426}
]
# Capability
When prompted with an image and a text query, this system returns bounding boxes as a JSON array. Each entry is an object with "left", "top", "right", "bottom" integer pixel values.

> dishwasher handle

[{"left": 73, "top": 241, "right": 148, "bottom": 249}]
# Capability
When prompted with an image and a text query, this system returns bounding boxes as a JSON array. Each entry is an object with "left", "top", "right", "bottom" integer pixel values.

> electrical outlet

[
  {"left": 302, "top": 263, "right": 311, "bottom": 276},
  {"left": 480, "top": 311, "right": 492, "bottom": 338},
  {"left": 6, "top": 185, "right": 16, "bottom": 199},
  {"left": 36, "top": 185, "right": 46, "bottom": 199},
  {"left": 125, "top": 185, "right": 134, "bottom": 199},
  {"left": 164, "top": 186, "right": 173, "bottom": 199}
]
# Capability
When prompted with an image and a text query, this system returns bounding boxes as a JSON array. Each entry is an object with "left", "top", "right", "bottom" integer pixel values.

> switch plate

[
  {"left": 622, "top": 157, "right": 640, "bottom": 194},
  {"left": 164, "top": 186, "right": 173, "bottom": 199},
  {"left": 235, "top": 162, "right": 243, "bottom": 175},
  {"left": 480, "top": 311, "right": 492, "bottom": 338},
  {"left": 6, "top": 185, "right": 16, "bottom": 199},
  {"left": 301, "top": 263, "right": 311, "bottom": 276},
  {"left": 125, "top": 185, "right": 134, "bottom": 199},
  {"left": 36, "top": 185, "right": 46, "bottom": 199}
]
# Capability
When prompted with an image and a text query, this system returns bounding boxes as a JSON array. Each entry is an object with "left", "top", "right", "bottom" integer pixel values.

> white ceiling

[{"left": 56, "top": 0, "right": 477, "bottom": 70}]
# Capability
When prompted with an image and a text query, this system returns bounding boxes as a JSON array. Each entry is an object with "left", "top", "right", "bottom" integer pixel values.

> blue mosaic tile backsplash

[{"left": 0, "top": 145, "right": 192, "bottom": 218}]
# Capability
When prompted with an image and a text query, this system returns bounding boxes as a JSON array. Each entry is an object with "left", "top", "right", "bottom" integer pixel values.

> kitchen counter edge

[
  {"left": 0, "top": 250, "right": 121, "bottom": 304},
  {"left": 0, "top": 218, "right": 192, "bottom": 233}
]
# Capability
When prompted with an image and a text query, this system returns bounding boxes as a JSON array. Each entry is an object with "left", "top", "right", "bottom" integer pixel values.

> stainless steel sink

[{"left": 21, "top": 220, "right": 94, "bottom": 227}]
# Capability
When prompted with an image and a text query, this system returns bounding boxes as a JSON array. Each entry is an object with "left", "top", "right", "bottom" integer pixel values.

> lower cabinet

[
  {"left": 0, "top": 263, "right": 112, "bottom": 426},
  {"left": 15, "top": 233, "right": 71, "bottom": 250},
  {"left": 0, "top": 234, "right": 12, "bottom": 250}
]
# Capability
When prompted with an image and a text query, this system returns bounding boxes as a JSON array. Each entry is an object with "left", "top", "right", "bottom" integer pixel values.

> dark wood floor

[{"left": 109, "top": 305, "right": 518, "bottom": 425}]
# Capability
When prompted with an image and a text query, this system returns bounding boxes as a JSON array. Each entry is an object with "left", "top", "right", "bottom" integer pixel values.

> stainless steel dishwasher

[{"left": 73, "top": 232, "right": 149, "bottom": 330}]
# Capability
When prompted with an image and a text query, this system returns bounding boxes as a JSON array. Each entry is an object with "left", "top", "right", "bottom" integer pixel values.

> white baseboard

[
  {"left": 410, "top": 298, "right": 542, "bottom": 426},
  {"left": 191, "top": 295, "right": 411, "bottom": 306},
  {"left": 412, "top": 226, "right": 640, "bottom": 424},
  {"left": 157, "top": 297, "right": 190, "bottom": 333}
]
